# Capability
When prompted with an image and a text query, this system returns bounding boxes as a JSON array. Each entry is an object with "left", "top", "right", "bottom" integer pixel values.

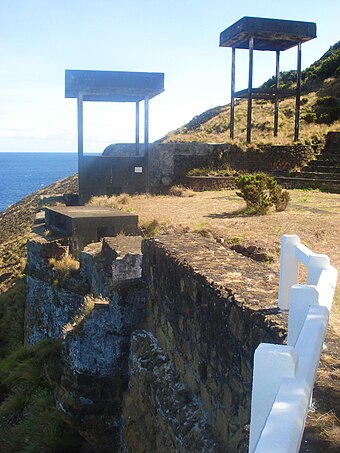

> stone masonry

[{"left": 25, "top": 224, "right": 288, "bottom": 452}]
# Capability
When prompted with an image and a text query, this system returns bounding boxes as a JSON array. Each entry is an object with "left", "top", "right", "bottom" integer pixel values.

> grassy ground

[{"left": 90, "top": 188, "right": 340, "bottom": 452}]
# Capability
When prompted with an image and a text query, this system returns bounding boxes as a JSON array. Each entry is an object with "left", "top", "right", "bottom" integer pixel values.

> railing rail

[{"left": 249, "top": 234, "right": 337, "bottom": 453}]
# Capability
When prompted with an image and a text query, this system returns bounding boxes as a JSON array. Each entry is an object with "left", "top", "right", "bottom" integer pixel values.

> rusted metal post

[
  {"left": 230, "top": 47, "right": 236, "bottom": 139},
  {"left": 77, "top": 94, "right": 84, "bottom": 204},
  {"left": 274, "top": 50, "right": 280, "bottom": 137},
  {"left": 135, "top": 101, "right": 140, "bottom": 156},
  {"left": 247, "top": 36, "right": 254, "bottom": 143},
  {"left": 295, "top": 42, "right": 302, "bottom": 141}
]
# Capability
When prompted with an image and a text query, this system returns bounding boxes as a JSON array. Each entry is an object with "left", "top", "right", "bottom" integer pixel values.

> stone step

[
  {"left": 305, "top": 164, "right": 340, "bottom": 173},
  {"left": 324, "top": 147, "right": 340, "bottom": 153},
  {"left": 296, "top": 172, "right": 340, "bottom": 181},
  {"left": 313, "top": 156, "right": 340, "bottom": 163},
  {"left": 276, "top": 176, "right": 340, "bottom": 192},
  {"left": 326, "top": 132, "right": 340, "bottom": 147}
]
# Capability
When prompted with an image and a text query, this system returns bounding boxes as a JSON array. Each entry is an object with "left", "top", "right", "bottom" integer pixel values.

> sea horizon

[{"left": 0, "top": 152, "right": 84, "bottom": 212}]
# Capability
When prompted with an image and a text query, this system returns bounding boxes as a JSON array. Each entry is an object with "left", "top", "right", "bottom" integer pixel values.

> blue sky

[{"left": 0, "top": 0, "right": 339, "bottom": 152}]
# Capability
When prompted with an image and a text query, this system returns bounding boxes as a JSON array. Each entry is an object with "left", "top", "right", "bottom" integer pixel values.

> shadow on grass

[{"left": 205, "top": 207, "right": 257, "bottom": 219}]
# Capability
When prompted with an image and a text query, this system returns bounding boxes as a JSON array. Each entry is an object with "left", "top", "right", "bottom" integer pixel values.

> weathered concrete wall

[{"left": 81, "top": 155, "right": 146, "bottom": 202}]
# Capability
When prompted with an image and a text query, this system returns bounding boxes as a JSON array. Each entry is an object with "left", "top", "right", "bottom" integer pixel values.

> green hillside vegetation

[{"left": 160, "top": 42, "right": 340, "bottom": 146}]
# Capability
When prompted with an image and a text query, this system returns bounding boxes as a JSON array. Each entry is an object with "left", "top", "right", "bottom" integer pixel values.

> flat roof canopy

[
  {"left": 65, "top": 70, "right": 164, "bottom": 102},
  {"left": 220, "top": 17, "right": 316, "bottom": 51}
]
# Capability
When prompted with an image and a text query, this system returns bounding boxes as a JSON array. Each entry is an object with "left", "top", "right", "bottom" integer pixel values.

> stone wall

[
  {"left": 26, "top": 229, "right": 145, "bottom": 451},
  {"left": 26, "top": 223, "right": 288, "bottom": 452},
  {"left": 123, "top": 330, "right": 224, "bottom": 453},
  {"left": 99, "top": 142, "right": 317, "bottom": 195},
  {"left": 25, "top": 231, "right": 87, "bottom": 345},
  {"left": 122, "top": 234, "right": 287, "bottom": 452},
  {"left": 182, "top": 175, "right": 237, "bottom": 191}
]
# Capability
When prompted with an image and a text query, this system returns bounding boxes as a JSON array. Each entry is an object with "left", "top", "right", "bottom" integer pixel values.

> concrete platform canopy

[
  {"left": 65, "top": 69, "right": 164, "bottom": 203},
  {"left": 220, "top": 17, "right": 317, "bottom": 142}
]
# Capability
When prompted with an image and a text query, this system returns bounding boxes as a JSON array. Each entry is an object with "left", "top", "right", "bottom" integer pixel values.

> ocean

[{"left": 0, "top": 152, "right": 79, "bottom": 212}]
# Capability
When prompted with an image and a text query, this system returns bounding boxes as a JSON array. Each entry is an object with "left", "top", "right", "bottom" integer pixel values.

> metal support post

[
  {"left": 144, "top": 96, "right": 150, "bottom": 191},
  {"left": 135, "top": 101, "right": 140, "bottom": 156},
  {"left": 77, "top": 94, "right": 84, "bottom": 204},
  {"left": 230, "top": 47, "right": 235, "bottom": 139},
  {"left": 247, "top": 36, "right": 254, "bottom": 144},
  {"left": 274, "top": 50, "right": 280, "bottom": 137},
  {"left": 144, "top": 96, "right": 149, "bottom": 155},
  {"left": 294, "top": 42, "right": 302, "bottom": 142}
]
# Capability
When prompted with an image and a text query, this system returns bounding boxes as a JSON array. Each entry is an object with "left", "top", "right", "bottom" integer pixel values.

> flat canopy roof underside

[
  {"left": 220, "top": 17, "right": 316, "bottom": 51},
  {"left": 65, "top": 70, "right": 164, "bottom": 102}
]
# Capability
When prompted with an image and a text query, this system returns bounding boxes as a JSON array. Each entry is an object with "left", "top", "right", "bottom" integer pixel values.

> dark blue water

[{"left": 0, "top": 153, "right": 78, "bottom": 212}]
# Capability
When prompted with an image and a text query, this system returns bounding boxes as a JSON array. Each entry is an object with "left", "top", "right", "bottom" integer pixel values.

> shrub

[
  {"left": 315, "top": 96, "right": 340, "bottom": 124},
  {"left": 303, "top": 112, "right": 317, "bottom": 123},
  {"left": 236, "top": 173, "right": 289, "bottom": 214}
]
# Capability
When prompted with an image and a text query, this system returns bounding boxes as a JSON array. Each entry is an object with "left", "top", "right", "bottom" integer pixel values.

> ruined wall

[
  {"left": 123, "top": 330, "right": 223, "bottom": 453},
  {"left": 122, "top": 234, "right": 287, "bottom": 452},
  {"left": 26, "top": 222, "right": 288, "bottom": 452},
  {"left": 26, "top": 230, "right": 144, "bottom": 452},
  {"left": 25, "top": 231, "right": 87, "bottom": 345}
]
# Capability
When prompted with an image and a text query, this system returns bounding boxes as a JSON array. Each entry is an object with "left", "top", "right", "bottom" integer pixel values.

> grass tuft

[
  {"left": 139, "top": 219, "right": 161, "bottom": 237},
  {"left": 49, "top": 255, "right": 80, "bottom": 276},
  {"left": 169, "top": 185, "right": 195, "bottom": 197}
]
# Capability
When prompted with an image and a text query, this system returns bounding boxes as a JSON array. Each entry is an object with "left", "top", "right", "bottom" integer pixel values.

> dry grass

[
  {"left": 49, "top": 255, "right": 80, "bottom": 276},
  {"left": 169, "top": 185, "right": 196, "bottom": 197},
  {"left": 87, "top": 193, "right": 130, "bottom": 209},
  {"left": 162, "top": 92, "right": 340, "bottom": 146}
]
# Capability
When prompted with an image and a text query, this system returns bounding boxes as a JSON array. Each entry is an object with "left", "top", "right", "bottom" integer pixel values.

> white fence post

[
  {"left": 287, "top": 285, "right": 319, "bottom": 347},
  {"left": 307, "top": 254, "right": 330, "bottom": 286},
  {"left": 315, "top": 265, "right": 338, "bottom": 310},
  {"left": 249, "top": 344, "right": 298, "bottom": 453},
  {"left": 249, "top": 235, "right": 337, "bottom": 453},
  {"left": 278, "top": 235, "right": 300, "bottom": 310}
]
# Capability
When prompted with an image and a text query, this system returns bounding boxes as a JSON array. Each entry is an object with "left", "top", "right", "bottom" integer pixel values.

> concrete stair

[{"left": 276, "top": 132, "right": 340, "bottom": 192}]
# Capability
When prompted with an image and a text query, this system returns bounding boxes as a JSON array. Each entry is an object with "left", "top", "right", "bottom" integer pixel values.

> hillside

[
  {"left": 0, "top": 175, "right": 77, "bottom": 294},
  {"left": 160, "top": 42, "right": 340, "bottom": 146}
]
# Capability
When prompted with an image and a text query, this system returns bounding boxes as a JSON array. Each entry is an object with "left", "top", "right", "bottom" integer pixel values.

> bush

[
  {"left": 303, "top": 112, "right": 317, "bottom": 123},
  {"left": 315, "top": 96, "right": 340, "bottom": 124},
  {"left": 236, "top": 173, "right": 290, "bottom": 214}
]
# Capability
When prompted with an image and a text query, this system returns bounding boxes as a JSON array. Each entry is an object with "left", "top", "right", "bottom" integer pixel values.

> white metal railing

[{"left": 249, "top": 234, "right": 338, "bottom": 453}]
